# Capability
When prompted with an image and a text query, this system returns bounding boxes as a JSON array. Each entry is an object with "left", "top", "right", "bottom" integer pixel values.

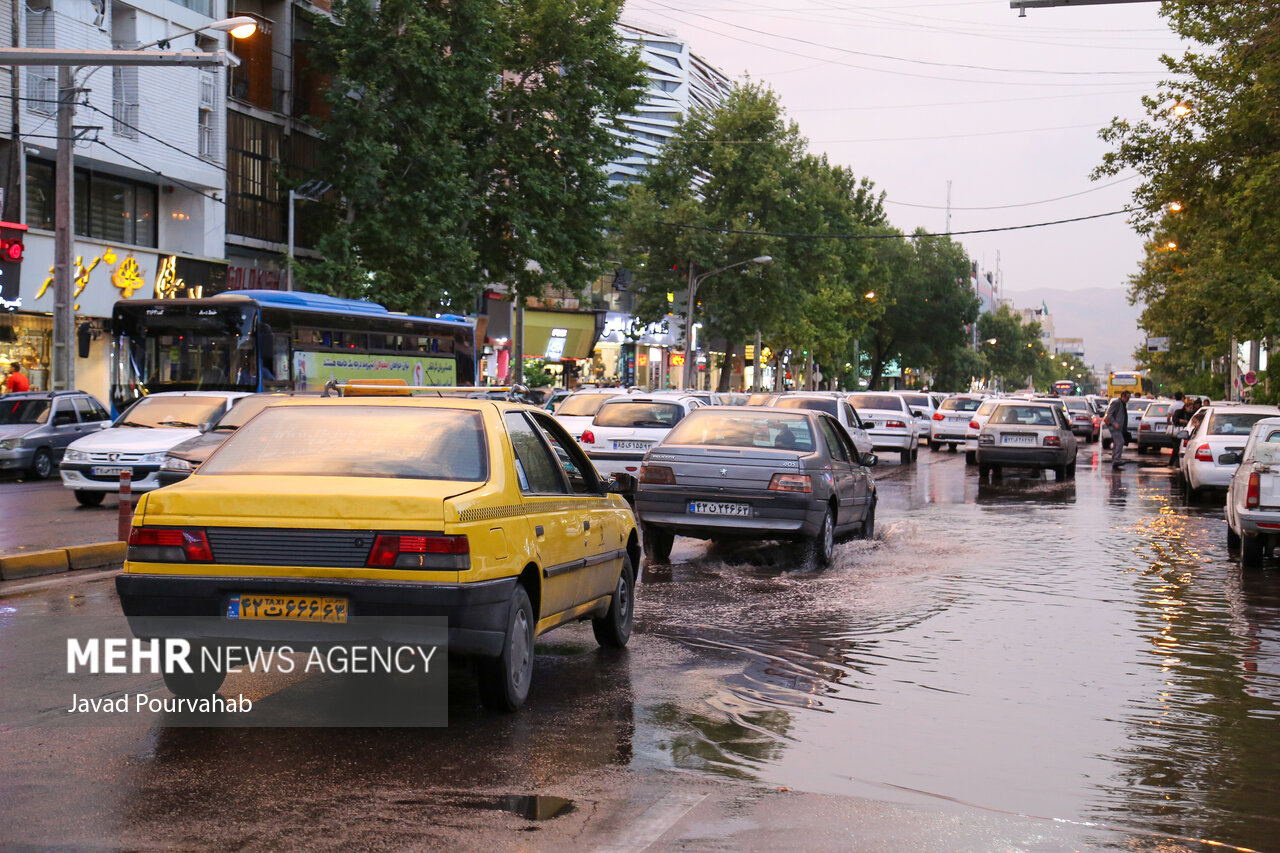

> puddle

[{"left": 460, "top": 795, "right": 576, "bottom": 821}]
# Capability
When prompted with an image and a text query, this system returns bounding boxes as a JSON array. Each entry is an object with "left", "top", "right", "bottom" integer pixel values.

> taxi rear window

[
  {"left": 199, "top": 406, "right": 488, "bottom": 481},
  {"left": 594, "top": 401, "right": 684, "bottom": 428}
]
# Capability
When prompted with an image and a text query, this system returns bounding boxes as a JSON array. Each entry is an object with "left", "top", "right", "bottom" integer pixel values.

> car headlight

[
  {"left": 64, "top": 449, "right": 87, "bottom": 461},
  {"left": 160, "top": 457, "right": 193, "bottom": 472},
  {"left": 0, "top": 438, "right": 22, "bottom": 450},
  {"left": 141, "top": 452, "right": 169, "bottom": 464}
]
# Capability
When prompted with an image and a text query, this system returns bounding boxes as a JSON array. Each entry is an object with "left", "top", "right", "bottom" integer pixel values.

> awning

[{"left": 523, "top": 309, "right": 603, "bottom": 362}]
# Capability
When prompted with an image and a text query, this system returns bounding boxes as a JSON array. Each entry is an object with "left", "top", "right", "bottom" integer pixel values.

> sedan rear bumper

[
  {"left": 635, "top": 487, "right": 824, "bottom": 540},
  {"left": 1234, "top": 506, "right": 1280, "bottom": 537},
  {"left": 976, "top": 447, "right": 1070, "bottom": 468}
]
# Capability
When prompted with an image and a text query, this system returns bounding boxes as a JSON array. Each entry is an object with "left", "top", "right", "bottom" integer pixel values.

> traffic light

[{"left": 0, "top": 221, "right": 26, "bottom": 310}]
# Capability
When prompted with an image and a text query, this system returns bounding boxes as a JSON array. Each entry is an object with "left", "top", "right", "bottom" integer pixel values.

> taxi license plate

[
  {"left": 91, "top": 466, "right": 130, "bottom": 477},
  {"left": 1002, "top": 434, "right": 1036, "bottom": 446},
  {"left": 227, "top": 594, "right": 348, "bottom": 624},
  {"left": 688, "top": 501, "right": 750, "bottom": 517},
  {"left": 613, "top": 440, "right": 653, "bottom": 451}
]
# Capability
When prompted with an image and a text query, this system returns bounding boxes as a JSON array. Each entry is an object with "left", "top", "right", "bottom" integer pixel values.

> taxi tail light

[
  {"left": 1194, "top": 444, "right": 1213, "bottom": 462},
  {"left": 1246, "top": 472, "right": 1260, "bottom": 509},
  {"left": 367, "top": 534, "right": 470, "bottom": 570},
  {"left": 1043, "top": 435, "right": 1061, "bottom": 447},
  {"left": 886, "top": 420, "right": 907, "bottom": 429},
  {"left": 580, "top": 429, "right": 595, "bottom": 445},
  {"left": 969, "top": 420, "right": 981, "bottom": 430},
  {"left": 127, "top": 527, "right": 213, "bottom": 563},
  {"left": 769, "top": 473, "right": 812, "bottom": 493},
  {"left": 932, "top": 412, "right": 945, "bottom": 421},
  {"left": 640, "top": 464, "right": 676, "bottom": 485}
]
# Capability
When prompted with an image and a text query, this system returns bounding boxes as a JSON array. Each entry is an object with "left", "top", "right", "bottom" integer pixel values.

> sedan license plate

[
  {"left": 228, "top": 594, "right": 348, "bottom": 624},
  {"left": 90, "top": 466, "right": 130, "bottom": 477},
  {"left": 613, "top": 440, "right": 653, "bottom": 451},
  {"left": 1001, "top": 434, "right": 1036, "bottom": 446},
  {"left": 688, "top": 501, "right": 751, "bottom": 517}
]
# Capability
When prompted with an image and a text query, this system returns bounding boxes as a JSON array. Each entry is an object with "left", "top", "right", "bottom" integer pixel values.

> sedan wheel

[
  {"left": 928, "top": 440, "right": 940, "bottom": 452},
  {"left": 642, "top": 525, "right": 674, "bottom": 565},
  {"left": 29, "top": 447, "right": 53, "bottom": 480},
  {"left": 965, "top": 450, "right": 977, "bottom": 465},
  {"left": 592, "top": 556, "right": 635, "bottom": 648},
  {"left": 858, "top": 499, "right": 876, "bottom": 540},
  {"left": 479, "top": 584, "right": 535, "bottom": 711},
  {"left": 1227, "top": 524, "right": 1241, "bottom": 551},
  {"left": 900, "top": 449, "right": 912, "bottom": 464},
  {"left": 74, "top": 490, "right": 105, "bottom": 508},
  {"left": 808, "top": 507, "right": 835, "bottom": 567},
  {"left": 1242, "top": 534, "right": 1264, "bottom": 569}
]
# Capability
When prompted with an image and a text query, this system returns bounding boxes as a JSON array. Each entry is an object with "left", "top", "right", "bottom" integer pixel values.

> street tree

[
  {"left": 977, "top": 305, "right": 1041, "bottom": 389},
  {"left": 305, "top": 0, "right": 644, "bottom": 312}
]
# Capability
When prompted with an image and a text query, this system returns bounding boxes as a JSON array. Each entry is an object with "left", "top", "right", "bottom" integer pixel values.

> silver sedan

[{"left": 976, "top": 401, "right": 1078, "bottom": 481}]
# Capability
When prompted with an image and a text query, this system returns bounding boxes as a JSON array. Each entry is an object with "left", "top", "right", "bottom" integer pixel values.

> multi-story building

[{"left": 0, "top": 0, "right": 233, "bottom": 401}]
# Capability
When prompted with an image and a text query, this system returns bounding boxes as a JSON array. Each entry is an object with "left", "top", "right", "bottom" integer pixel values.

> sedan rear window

[
  {"left": 848, "top": 394, "right": 904, "bottom": 411},
  {"left": 991, "top": 405, "right": 1059, "bottom": 426},
  {"left": 1144, "top": 404, "right": 1170, "bottom": 418},
  {"left": 939, "top": 397, "right": 982, "bottom": 412},
  {"left": 594, "top": 401, "right": 684, "bottom": 428},
  {"left": 199, "top": 406, "right": 487, "bottom": 481},
  {"left": 900, "top": 394, "right": 930, "bottom": 408},
  {"left": 1208, "top": 412, "right": 1274, "bottom": 436},
  {"left": 773, "top": 397, "right": 837, "bottom": 416},
  {"left": 664, "top": 411, "right": 816, "bottom": 451},
  {"left": 556, "top": 394, "right": 617, "bottom": 417}
]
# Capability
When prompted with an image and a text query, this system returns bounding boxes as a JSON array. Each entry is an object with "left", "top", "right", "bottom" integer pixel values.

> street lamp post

[
  {"left": 682, "top": 255, "right": 771, "bottom": 390},
  {"left": 0, "top": 17, "right": 255, "bottom": 391}
]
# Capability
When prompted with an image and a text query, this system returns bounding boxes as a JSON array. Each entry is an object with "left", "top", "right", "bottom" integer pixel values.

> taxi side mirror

[{"left": 608, "top": 472, "right": 638, "bottom": 495}]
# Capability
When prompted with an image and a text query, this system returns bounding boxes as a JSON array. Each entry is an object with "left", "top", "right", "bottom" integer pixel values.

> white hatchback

[
  {"left": 553, "top": 388, "right": 630, "bottom": 440},
  {"left": 963, "top": 397, "right": 1002, "bottom": 464},
  {"left": 766, "top": 394, "right": 874, "bottom": 457},
  {"left": 578, "top": 395, "right": 703, "bottom": 478},
  {"left": 930, "top": 394, "right": 986, "bottom": 452},
  {"left": 58, "top": 391, "right": 249, "bottom": 506}
]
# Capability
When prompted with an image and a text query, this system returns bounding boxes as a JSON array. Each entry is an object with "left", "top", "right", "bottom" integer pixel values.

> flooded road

[{"left": 3, "top": 445, "right": 1278, "bottom": 851}]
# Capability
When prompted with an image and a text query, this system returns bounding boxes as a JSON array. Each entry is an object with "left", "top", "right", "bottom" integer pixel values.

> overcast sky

[{"left": 619, "top": 0, "right": 1186, "bottom": 305}]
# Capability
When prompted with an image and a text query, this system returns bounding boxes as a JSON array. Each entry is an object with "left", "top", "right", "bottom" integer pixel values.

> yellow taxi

[{"left": 115, "top": 391, "right": 640, "bottom": 711}]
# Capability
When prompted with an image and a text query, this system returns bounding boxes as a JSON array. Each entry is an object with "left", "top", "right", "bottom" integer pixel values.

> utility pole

[{"left": 945, "top": 179, "right": 952, "bottom": 235}]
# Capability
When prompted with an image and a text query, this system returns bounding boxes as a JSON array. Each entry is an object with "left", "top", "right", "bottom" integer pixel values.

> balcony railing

[
  {"left": 199, "top": 71, "right": 217, "bottom": 111},
  {"left": 112, "top": 99, "right": 139, "bottom": 139},
  {"left": 26, "top": 72, "right": 55, "bottom": 117}
]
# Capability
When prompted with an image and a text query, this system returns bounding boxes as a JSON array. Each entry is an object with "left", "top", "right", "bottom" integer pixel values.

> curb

[{"left": 0, "top": 541, "right": 125, "bottom": 581}]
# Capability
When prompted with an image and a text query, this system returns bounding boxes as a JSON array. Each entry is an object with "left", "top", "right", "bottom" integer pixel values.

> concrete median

[{"left": 0, "top": 541, "right": 126, "bottom": 581}]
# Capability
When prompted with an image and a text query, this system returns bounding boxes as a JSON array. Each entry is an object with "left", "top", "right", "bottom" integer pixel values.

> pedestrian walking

[
  {"left": 1105, "top": 390, "right": 1131, "bottom": 470},
  {"left": 1, "top": 360, "right": 29, "bottom": 394}
]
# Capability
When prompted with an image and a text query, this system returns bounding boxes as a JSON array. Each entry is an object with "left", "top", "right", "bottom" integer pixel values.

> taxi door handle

[
  {"left": 535, "top": 525, "right": 545, "bottom": 537},
  {"left": 583, "top": 520, "right": 590, "bottom": 531}
]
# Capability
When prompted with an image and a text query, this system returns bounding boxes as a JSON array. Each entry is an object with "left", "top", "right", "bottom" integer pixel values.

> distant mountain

[{"left": 1000, "top": 286, "right": 1144, "bottom": 372}]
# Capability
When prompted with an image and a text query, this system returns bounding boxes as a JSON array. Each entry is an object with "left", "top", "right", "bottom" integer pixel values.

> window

[
  {"left": 532, "top": 414, "right": 599, "bottom": 494},
  {"left": 111, "top": 65, "right": 139, "bottom": 139},
  {"left": 74, "top": 396, "right": 107, "bottom": 423},
  {"left": 505, "top": 413, "right": 566, "bottom": 494},
  {"left": 25, "top": 160, "right": 156, "bottom": 247},
  {"left": 227, "top": 112, "right": 284, "bottom": 242},
  {"left": 818, "top": 417, "right": 849, "bottom": 463}
]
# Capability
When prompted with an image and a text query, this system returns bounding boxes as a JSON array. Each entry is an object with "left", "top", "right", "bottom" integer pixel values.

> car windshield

[
  {"left": 745, "top": 393, "right": 774, "bottom": 406},
  {"left": 199, "top": 406, "right": 487, "bottom": 480},
  {"left": 940, "top": 397, "right": 982, "bottom": 412},
  {"left": 594, "top": 401, "right": 684, "bottom": 428},
  {"left": 773, "top": 397, "right": 837, "bottom": 416},
  {"left": 848, "top": 394, "right": 903, "bottom": 411},
  {"left": 214, "top": 395, "right": 294, "bottom": 430},
  {"left": 556, "top": 394, "right": 616, "bottom": 417},
  {"left": 1207, "top": 411, "right": 1274, "bottom": 436},
  {"left": 0, "top": 399, "right": 50, "bottom": 425},
  {"left": 1064, "top": 399, "right": 1090, "bottom": 412},
  {"left": 991, "top": 405, "right": 1059, "bottom": 426},
  {"left": 977, "top": 400, "right": 1000, "bottom": 416},
  {"left": 117, "top": 395, "right": 228, "bottom": 428},
  {"left": 664, "top": 411, "right": 816, "bottom": 452}
]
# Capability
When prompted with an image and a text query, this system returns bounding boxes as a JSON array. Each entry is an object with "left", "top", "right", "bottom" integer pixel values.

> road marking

[{"left": 592, "top": 792, "right": 707, "bottom": 853}]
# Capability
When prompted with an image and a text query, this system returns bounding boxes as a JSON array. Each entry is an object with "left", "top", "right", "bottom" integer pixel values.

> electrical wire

[
  {"left": 884, "top": 175, "right": 1139, "bottom": 211},
  {"left": 93, "top": 139, "right": 224, "bottom": 205},
  {"left": 656, "top": 208, "right": 1129, "bottom": 240},
  {"left": 80, "top": 101, "right": 228, "bottom": 174}
]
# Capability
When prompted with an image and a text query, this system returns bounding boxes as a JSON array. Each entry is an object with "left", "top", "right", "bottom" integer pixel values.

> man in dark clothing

[
  {"left": 1170, "top": 396, "right": 1198, "bottom": 467},
  {"left": 1105, "top": 390, "right": 1131, "bottom": 470}
]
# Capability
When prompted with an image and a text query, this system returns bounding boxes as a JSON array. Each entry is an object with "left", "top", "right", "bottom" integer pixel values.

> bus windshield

[{"left": 112, "top": 303, "right": 258, "bottom": 411}]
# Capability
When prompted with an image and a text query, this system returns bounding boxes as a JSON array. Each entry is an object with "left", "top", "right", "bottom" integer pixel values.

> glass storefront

[{"left": 0, "top": 313, "right": 52, "bottom": 391}]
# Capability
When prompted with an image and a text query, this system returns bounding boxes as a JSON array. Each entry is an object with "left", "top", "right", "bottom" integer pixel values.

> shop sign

[
  {"left": 669, "top": 353, "right": 685, "bottom": 367},
  {"left": 33, "top": 250, "right": 230, "bottom": 310}
]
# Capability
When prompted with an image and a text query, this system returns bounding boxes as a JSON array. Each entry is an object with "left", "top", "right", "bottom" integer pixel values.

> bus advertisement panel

[{"left": 291, "top": 351, "right": 457, "bottom": 391}]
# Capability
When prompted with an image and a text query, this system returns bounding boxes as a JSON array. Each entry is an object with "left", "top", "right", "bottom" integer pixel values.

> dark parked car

[
  {"left": 635, "top": 406, "right": 877, "bottom": 567},
  {"left": 0, "top": 390, "right": 112, "bottom": 479}
]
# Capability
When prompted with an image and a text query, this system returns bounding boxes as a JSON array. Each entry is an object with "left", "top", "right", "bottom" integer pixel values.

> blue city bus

[{"left": 109, "top": 290, "right": 476, "bottom": 413}]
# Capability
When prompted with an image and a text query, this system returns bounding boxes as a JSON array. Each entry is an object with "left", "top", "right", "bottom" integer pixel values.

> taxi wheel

[
  {"left": 642, "top": 525, "right": 674, "bottom": 565},
  {"left": 592, "top": 557, "right": 635, "bottom": 649},
  {"left": 479, "top": 585, "right": 535, "bottom": 712},
  {"left": 74, "top": 490, "right": 106, "bottom": 508},
  {"left": 162, "top": 661, "right": 226, "bottom": 700},
  {"left": 29, "top": 448, "right": 53, "bottom": 480}
]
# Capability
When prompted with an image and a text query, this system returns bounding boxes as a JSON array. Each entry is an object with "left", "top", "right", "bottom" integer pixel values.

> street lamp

[
  {"left": 0, "top": 19, "right": 252, "bottom": 391},
  {"left": 682, "top": 255, "right": 772, "bottom": 389}
]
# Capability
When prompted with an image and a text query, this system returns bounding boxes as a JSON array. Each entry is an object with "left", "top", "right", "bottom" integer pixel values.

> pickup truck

[{"left": 1224, "top": 416, "right": 1280, "bottom": 568}]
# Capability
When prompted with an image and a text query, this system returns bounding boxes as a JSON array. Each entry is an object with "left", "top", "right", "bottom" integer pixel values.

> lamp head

[
  {"left": 752, "top": 256, "right": 772, "bottom": 264},
  {"left": 214, "top": 16, "right": 258, "bottom": 39}
]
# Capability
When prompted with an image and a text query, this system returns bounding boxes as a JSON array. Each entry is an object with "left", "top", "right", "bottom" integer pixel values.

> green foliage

[
  {"left": 523, "top": 359, "right": 555, "bottom": 388},
  {"left": 304, "top": 0, "right": 645, "bottom": 313},
  {"left": 1097, "top": 2, "right": 1280, "bottom": 378},
  {"left": 977, "top": 306, "right": 1042, "bottom": 388}
]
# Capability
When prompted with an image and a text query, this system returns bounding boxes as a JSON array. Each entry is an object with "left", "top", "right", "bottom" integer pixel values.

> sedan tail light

[
  {"left": 128, "top": 527, "right": 213, "bottom": 563},
  {"left": 1246, "top": 472, "right": 1260, "bottom": 509},
  {"left": 768, "top": 473, "right": 812, "bottom": 493},
  {"left": 1194, "top": 444, "right": 1213, "bottom": 462},
  {"left": 639, "top": 464, "right": 676, "bottom": 485},
  {"left": 932, "top": 412, "right": 945, "bottom": 421},
  {"left": 969, "top": 420, "right": 981, "bottom": 430},
  {"left": 886, "top": 420, "right": 907, "bottom": 429},
  {"left": 580, "top": 429, "right": 595, "bottom": 445},
  {"left": 1043, "top": 435, "right": 1061, "bottom": 447},
  {"left": 367, "top": 534, "right": 470, "bottom": 569},
  {"left": 1139, "top": 423, "right": 1151, "bottom": 431}
]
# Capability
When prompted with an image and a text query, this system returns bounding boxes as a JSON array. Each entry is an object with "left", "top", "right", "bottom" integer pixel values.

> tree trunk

[{"left": 717, "top": 341, "right": 738, "bottom": 392}]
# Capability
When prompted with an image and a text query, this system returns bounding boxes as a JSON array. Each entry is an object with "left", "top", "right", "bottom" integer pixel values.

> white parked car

[
  {"left": 964, "top": 397, "right": 1002, "bottom": 465},
  {"left": 1177, "top": 404, "right": 1279, "bottom": 501},
  {"left": 1224, "top": 416, "right": 1280, "bottom": 568},
  {"left": 845, "top": 392, "right": 921, "bottom": 464},
  {"left": 553, "top": 388, "right": 629, "bottom": 440},
  {"left": 58, "top": 391, "right": 249, "bottom": 506},
  {"left": 930, "top": 394, "right": 985, "bottom": 453},
  {"left": 578, "top": 394, "right": 702, "bottom": 478},
  {"left": 766, "top": 394, "right": 874, "bottom": 457},
  {"left": 893, "top": 391, "right": 939, "bottom": 444}
]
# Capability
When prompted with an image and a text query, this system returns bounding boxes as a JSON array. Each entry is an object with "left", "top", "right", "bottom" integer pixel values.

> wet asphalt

[{"left": 2, "top": 444, "right": 1279, "bottom": 852}]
